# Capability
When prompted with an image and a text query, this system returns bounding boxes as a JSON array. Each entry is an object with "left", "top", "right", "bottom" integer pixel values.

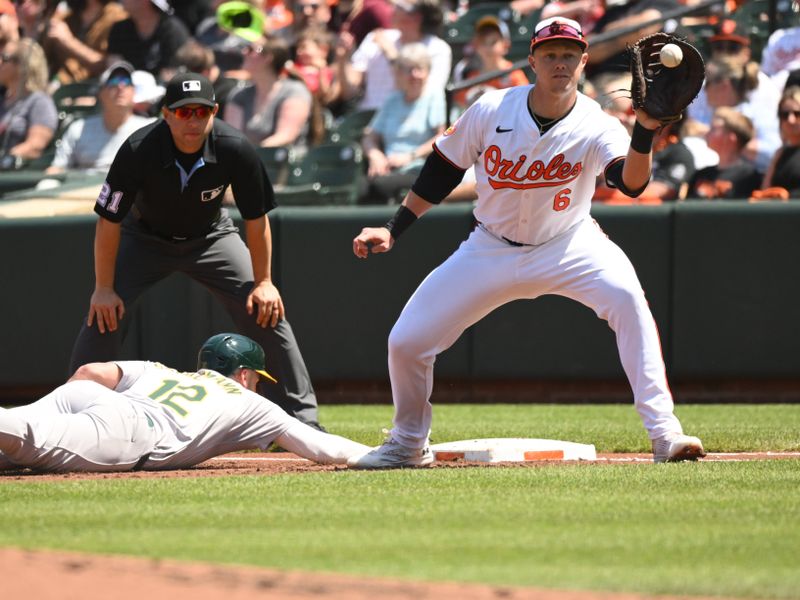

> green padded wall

[
  {"left": 0, "top": 216, "right": 96, "bottom": 384},
  {"left": 275, "top": 204, "right": 475, "bottom": 380},
  {"left": 671, "top": 201, "right": 800, "bottom": 378},
  {"left": 2, "top": 202, "right": 799, "bottom": 393}
]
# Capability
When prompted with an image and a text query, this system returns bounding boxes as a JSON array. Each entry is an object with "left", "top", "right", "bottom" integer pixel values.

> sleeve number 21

[{"left": 149, "top": 379, "right": 207, "bottom": 416}]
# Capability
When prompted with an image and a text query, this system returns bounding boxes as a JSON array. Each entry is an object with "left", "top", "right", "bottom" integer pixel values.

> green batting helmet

[{"left": 197, "top": 333, "right": 277, "bottom": 382}]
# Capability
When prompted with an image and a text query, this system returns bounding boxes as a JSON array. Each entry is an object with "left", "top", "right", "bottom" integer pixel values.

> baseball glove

[{"left": 629, "top": 33, "right": 705, "bottom": 124}]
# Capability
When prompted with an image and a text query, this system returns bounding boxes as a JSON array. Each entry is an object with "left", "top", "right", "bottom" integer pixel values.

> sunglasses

[
  {"left": 243, "top": 44, "right": 265, "bottom": 56},
  {"left": 533, "top": 22, "right": 584, "bottom": 43},
  {"left": 171, "top": 106, "right": 214, "bottom": 120},
  {"left": 779, "top": 109, "right": 800, "bottom": 121},
  {"left": 295, "top": 2, "right": 321, "bottom": 11},
  {"left": 104, "top": 75, "right": 132, "bottom": 87}
]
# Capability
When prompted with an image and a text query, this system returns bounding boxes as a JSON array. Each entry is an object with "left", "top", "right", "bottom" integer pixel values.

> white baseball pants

[
  {"left": 0, "top": 380, "right": 157, "bottom": 472},
  {"left": 387, "top": 218, "right": 684, "bottom": 449}
]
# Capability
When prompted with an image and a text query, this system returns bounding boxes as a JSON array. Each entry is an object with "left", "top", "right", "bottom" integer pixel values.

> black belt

[
  {"left": 131, "top": 205, "right": 219, "bottom": 242},
  {"left": 502, "top": 236, "right": 530, "bottom": 247},
  {"left": 477, "top": 221, "right": 534, "bottom": 247}
]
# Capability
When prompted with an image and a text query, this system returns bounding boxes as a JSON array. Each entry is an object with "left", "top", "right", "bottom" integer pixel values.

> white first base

[{"left": 430, "top": 438, "right": 596, "bottom": 463}]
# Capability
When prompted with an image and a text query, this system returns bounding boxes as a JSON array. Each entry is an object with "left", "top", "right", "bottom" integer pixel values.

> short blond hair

[{"left": 10, "top": 39, "right": 49, "bottom": 94}]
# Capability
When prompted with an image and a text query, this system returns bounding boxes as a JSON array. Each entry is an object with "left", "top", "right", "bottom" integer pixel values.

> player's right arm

[
  {"left": 353, "top": 95, "right": 486, "bottom": 258},
  {"left": 353, "top": 191, "right": 435, "bottom": 258},
  {"left": 88, "top": 217, "right": 124, "bottom": 333},
  {"left": 87, "top": 131, "right": 143, "bottom": 332}
]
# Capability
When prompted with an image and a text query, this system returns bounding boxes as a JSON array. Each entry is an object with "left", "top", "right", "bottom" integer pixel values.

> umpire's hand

[
  {"left": 248, "top": 280, "right": 285, "bottom": 328},
  {"left": 353, "top": 227, "right": 394, "bottom": 258},
  {"left": 88, "top": 287, "right": 125, "bottom": 333}
]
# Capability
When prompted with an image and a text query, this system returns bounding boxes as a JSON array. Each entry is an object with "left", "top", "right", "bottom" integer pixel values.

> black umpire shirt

[{"left": 95, "top": 119, "right": 276, "bottom": 240}]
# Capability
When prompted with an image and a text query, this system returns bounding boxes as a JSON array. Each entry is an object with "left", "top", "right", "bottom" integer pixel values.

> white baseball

[{"left": 660, "top": 43, "right": 683, "bottom": 68}]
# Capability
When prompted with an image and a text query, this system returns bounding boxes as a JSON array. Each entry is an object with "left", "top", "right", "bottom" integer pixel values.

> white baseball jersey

[
  {"left": 434, "top": 86, "right": 630, "bottom": 246},
  {"left": 385, "top": 86, "right": 687, "bottom": 452},
  {"left": 115, "top": 361, "right": 296, "bottom": 469}
]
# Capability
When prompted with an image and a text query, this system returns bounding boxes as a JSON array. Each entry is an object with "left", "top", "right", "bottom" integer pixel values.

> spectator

[
  {"left": 585, "top": 0, "right": 679, "bottom": 78},
  {"left": 595, "top": 117, "right": 694, "bottom": 203},
  {"left": 288, "top": 25, "right": 334, "bottom": 98},
  {"left": 264, "top": 0, "right": 293, "bottom": 31},
  {"left": 195, "top": 0, "right": 265, "bottom": 73},
  {"left": 0, "top": 38, "right": 57, "bottom": 167},
  {"left": 690, "top": 107, "right": 760, "bottom": 200},
  {"left": 42, "top": 0, "right": 128, "bottom": 85},
  {"left": 332, "top": 0, "right": 451, "bottom": 111},
  {"left": 760, "top": 25, "right": 800, "bottom": 91},
  {"left": 591, "top": 71, "right": 635, "bottom": 134},
  {"left": 703, "top": 56, "right": 782, "bottom": 174},
  {"left": 0, "top": 1, "right": 18, "bottom": 50},
  {"left": 223, "top": 33, "right": 313, "bottom": 149},
  {"left": 131, "top": 68, "right": 165, "bottom": 115},
  {"left": 538, "top": 0, "right": 604, "bottom": 34},
  {"left": 106, "top": 0, "right": 191, "bottom": 78},
  {"left": 16, "top": 0, "right": 49, "bottom": 43},
  {"left": 361, "top": 43, "right": 445, "bottom": 204},
  {"left": 755, "top": 86, "right": 800, "bottom": 200},
  {"left": 169, "top": 0, "right": 214, "bottom": 32},
  {"left": 289, "top": 0, "right": 334, "bottom": 39},
  {"left": 170, "top": 37, "right": 243, "bottom": 115},
  {"left": 451, "top": 16, "right": 528, "bottom": 115},
  {"left": 687, "top": 19, "right": 782, "bottom": 132},
  {"left": 45, "top": 62, "right": 154, "bottom": 175},
  {"left": 333, "top": 0, "right": 393, "bottom": 48}
]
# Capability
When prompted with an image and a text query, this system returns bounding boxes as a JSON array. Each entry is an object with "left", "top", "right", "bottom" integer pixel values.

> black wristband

[
  {"left": 384, "top": 205, "right": 418, "bottom": 240},
  {"left": 630, "top": 121, "right": 656, "bottom": 154}
]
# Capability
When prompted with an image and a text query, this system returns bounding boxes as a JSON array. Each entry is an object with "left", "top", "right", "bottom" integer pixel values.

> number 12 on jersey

[{"left": 149, "top": 379, "right": 207, "bottom": 416}]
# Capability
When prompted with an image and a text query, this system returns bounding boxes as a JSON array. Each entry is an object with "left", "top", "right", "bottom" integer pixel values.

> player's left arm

[
  {"left": 620, "top": 109, "right": 662, "bottom": 192},
  {"left": 68, "top": 361, "right": 123, "bottom": 389},
  {"left": 275, "top": 421, "right": 371, "bottom": 464},
  {"left": 244, "top": 215, "right": 284, "bottom": 328},
  {"left": 605, "top": 109, "right": 661, "bottom": 197}
]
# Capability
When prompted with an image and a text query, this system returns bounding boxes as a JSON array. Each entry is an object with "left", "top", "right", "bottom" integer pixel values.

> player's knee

[
  {"left": 594, "top": 281, "right": 644, "bottom": 316},
  {"left": 69, "top": 362, "right": 112, "bottom": 384},
  {"left": 388, "top": 325, "right": 426, "bottom": 361}
]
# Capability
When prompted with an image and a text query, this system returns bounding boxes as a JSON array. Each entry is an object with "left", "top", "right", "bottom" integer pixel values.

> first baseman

[
  {"left": 68, "top": 72, "right": 322, "bottom": 429},
  {"left": 349, "top": 17, "right": 706, "bottom": 468},
  {"left": 0, "top": 334, "right": 368, "bottom": 472}
]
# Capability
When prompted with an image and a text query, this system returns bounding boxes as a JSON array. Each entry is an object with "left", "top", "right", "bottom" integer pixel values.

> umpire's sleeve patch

[{"left": 96, "top": 181, "right": 124, "bottom": 214}]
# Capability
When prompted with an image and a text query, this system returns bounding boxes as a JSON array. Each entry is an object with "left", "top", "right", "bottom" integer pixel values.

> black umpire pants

[{"left": 69, "top": 216, "right": 320, "bottom": 426}]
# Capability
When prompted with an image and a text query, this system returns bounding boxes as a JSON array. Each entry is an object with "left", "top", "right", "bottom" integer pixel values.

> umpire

[{"left": 69, "top": 72, "right": 322, "bottom": 429}]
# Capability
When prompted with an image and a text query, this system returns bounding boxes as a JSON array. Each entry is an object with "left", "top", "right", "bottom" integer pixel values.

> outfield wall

[{"left": 1, "top": 202, "right": 799, "bottom": 398}]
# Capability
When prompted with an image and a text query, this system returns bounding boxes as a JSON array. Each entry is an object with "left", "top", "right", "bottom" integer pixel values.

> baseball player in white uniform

[
  {"left": 350, "top": 17, "right": 706, "bottom": 468},
  {"left": 0, "top": 334, "right": 368, "bottom": 472}
]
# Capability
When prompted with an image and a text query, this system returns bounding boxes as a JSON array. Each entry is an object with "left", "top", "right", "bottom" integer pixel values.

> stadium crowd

[{"left": 0, "top": 0, "right": 797, "bottom": 203}]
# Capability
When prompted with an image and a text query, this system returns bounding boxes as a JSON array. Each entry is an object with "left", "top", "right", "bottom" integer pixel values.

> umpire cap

[
  {"left": 164, "top": 72, "right": 216, "bottom": 109},
  {"left": 198, "top": 333, "right": 277, "bottom": 382}
]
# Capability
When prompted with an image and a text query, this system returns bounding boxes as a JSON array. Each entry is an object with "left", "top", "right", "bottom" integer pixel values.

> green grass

[
  {"left": 321, "top": 403, "right": 800, "bottom": 453},
  {"left": 1, "top": 404, "right": 799, "bottom": 598}
]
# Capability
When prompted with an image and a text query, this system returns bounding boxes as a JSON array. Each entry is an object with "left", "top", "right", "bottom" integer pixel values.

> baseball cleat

[
  {"left": 347, "top": 436, "right": 434, "bottom": 469},
  {"left": 652, "top": 433, "right": 706, "bottom": 463}
]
